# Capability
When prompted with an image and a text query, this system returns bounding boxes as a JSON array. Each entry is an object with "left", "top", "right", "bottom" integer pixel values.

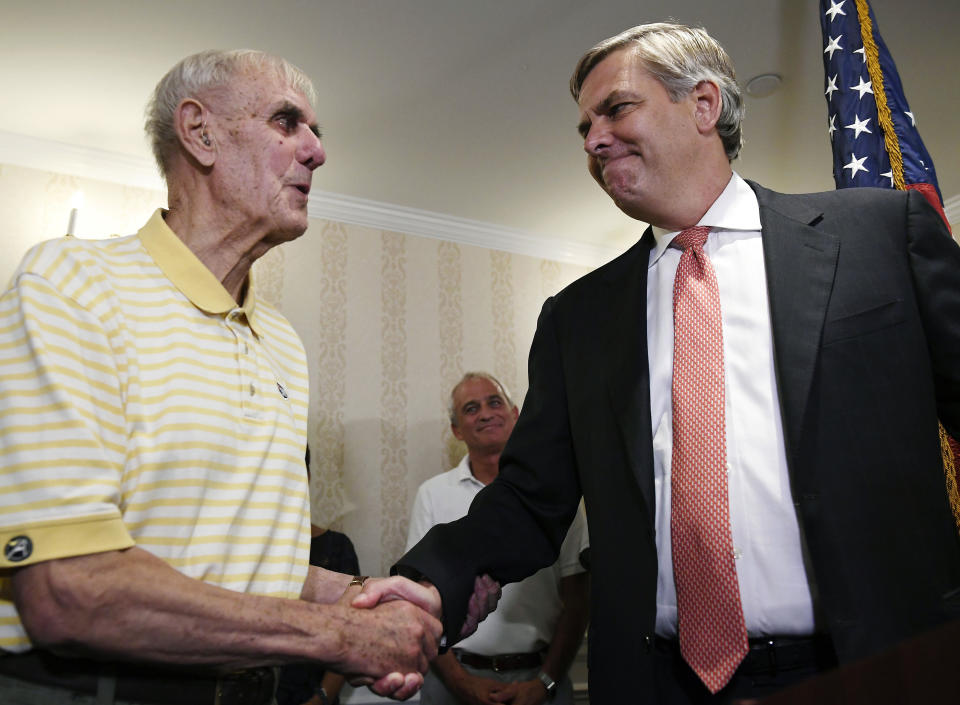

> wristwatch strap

[{"left": 537, "top": 670, "right": 557, "bottom": 700}]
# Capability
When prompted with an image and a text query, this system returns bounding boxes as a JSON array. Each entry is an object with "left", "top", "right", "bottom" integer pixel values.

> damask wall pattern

[
  {"left": 437, "top": 242, "right": 466, "bottom": 471},
  {"left": 282, "top": 219, "right": 591, "bottom": 574},
  {"left": 541, "top": 259, "right": 562, "bottom": 299},
  {"left": 490, "top": 250, "right": 518, "bottom": 399},
  {"left": 378, "top": 231, "right": 410, "bottom": 575},
  {"left": 306, "top": 221, "right": 352, "bottom": 528},
  {"left": 253, "top": 245, "right": 285, "bottom": 309}
]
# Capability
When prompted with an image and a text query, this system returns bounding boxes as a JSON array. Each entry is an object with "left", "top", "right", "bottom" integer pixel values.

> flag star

[
  {"left": 828, "top": 114, "right": 837, "bottom": 139},
  {"left": 844, "top": 114, "right": 872, "bottom": 138},
  {"left": 850, "top": 76, "right": 873, "bottom": 98},
  {"left": 880, "top": 170, "right": 895, "bottom": 187},
  {"left": 824, "top": 35, "right": 843, "bottom": 60},
  {"left": 825, "top": 0, "right": 846, "bottom": 21},
  {"left": 843, "top": 153, "right": 869, "bottom": 177},
  {"left": 905, "top": 111, "right": 915, "bottom": 126},
  {"left": 854, "top": 47, "right": 866, "bottom": 63},
  {"left": 825, "top": 74, "right": 839, "bottom": 99}
]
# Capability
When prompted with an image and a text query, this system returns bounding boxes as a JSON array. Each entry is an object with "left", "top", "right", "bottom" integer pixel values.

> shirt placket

[{"left": 227, "top": 308, "right": 262, "bottom": 420}]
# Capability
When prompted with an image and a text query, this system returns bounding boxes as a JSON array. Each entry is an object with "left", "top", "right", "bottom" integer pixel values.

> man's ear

[
  {"left": 692, "top": 79, "right": 722, "bottom": 134},
  {"left": 451, "top": 423, "right": 464, "bottom": 442},
  {"left": 511, "top": 406, "right": 519, "bottom": 421},
  {"left": 174, "top": 98, "right": 216, "bottom": 167}
]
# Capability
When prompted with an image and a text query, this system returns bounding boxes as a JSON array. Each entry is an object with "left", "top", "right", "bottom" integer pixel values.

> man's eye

[{"left": 276, "top": 115, "right": 296, "bottom": 132}]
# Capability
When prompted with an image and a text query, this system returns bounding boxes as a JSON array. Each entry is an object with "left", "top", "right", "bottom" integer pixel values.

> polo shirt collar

[
  {"left": 454, "top": 454, "right": 485, "bottom": 489},
  {"left": 138, "top": 209, "right": 267, "bottom": 336}
]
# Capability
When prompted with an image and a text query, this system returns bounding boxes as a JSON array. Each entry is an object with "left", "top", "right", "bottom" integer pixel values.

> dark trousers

[{"left": 651, "top": 636, "right": 838, "bottom": 704}]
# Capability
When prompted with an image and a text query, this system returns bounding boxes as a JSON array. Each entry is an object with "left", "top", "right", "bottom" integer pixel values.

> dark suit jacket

[{"left": 398, "top": 183, "right": 960, "bottom": 703}]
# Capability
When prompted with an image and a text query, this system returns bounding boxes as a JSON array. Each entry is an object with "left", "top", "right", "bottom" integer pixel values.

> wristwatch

[{"left": 537, "top": 671, "right": 557, "bottom": 700}]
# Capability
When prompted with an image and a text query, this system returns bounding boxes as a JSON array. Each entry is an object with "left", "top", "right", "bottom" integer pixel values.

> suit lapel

[
  {"left": 590, "top": 183, "right": 838, "bottom": 518},
  {"left": 751, "top": 183, "right": 840, "bottom": 466},
  {"left": 601, "top": 230, "right": 657, "bottom": 522}
]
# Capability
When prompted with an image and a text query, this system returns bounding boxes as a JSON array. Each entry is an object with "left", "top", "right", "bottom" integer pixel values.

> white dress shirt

[{"left": 648, "top": 173, "right": 816, "bottom": 638}]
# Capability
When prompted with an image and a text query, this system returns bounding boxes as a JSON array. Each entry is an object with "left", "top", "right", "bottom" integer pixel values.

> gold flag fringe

[
  {"left": 856, "top": 0, "right": 960, "bottom": 533},
  {"left": 855, "top": 0, "right": 906, "bottom": 190},
  {"left": 939, "top": 425, "right": 960, "bottom": 531}
]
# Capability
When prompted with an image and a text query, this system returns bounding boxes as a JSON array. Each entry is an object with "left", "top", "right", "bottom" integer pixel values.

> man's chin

[
  {"left": 271, "top": 218, "right": 309, "bottom": 243},
  {"left": 600, "top": 172, "right": 635, "bottom": 201}
]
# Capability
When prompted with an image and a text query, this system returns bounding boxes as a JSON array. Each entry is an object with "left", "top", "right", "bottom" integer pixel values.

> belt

[
  {"left": 654, "top": 634, "right": 837, "bottom": 676},
  {"left": 0, "top": 650, "right": 276, "bottom": 705},
  {"left": 453, "top": 648, "right": 543, "bottom": 672}
]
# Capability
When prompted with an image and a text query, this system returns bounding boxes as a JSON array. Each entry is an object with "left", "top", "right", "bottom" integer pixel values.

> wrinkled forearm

[{"left": 14, "top": 547, "right": 361, "bottom": 672}]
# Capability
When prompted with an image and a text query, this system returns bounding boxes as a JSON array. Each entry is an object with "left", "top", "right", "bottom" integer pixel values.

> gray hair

[
  {"left": 569, "top": 22, "right": 744, "bottom": 162},
  {"left": 448, "top": 372, "right": 514, "bottom": 426},
  {"left": 145, "top": 49, "right": 317, "bottom": 179}
]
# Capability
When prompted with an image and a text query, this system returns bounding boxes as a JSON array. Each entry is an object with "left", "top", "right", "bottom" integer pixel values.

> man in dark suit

[{"left": 396, "top": 22, "right": 960, "bottom": 704}]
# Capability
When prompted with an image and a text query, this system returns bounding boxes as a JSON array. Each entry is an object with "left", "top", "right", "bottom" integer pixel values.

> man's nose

[
  {"left": 583, "top": 120, "right": 611, "bottom": 156},
  {"left": 301, "top": 130, "right": 326, "bottom": 170}
]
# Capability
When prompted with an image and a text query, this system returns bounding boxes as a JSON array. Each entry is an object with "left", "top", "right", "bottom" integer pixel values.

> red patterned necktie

[{"left": 669, "top": 226, "right": 748, "bottom": 693}]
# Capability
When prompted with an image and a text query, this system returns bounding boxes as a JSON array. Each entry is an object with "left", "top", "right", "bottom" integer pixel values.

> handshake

[{"left": 326, "top": 572, "right": 501, "bottom": 700}]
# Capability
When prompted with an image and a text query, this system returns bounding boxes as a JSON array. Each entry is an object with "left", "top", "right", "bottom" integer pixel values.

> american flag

[
  {"left": 820, "top": 0, "right": 959, "bottom": 529},
  {"left": 819, "top": 0, "right": 947, "bottom": 219}
]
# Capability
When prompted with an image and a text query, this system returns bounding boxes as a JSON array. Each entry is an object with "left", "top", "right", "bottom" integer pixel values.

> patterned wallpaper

[
  {"left": 310, "top": 221, "right": 353, "bottom": 526},
  {"left": 437, "top": 242, "right": 465, "bottom": 470},
  {"left": 280, "top": 217, "right": 591, "bottom": 574}
]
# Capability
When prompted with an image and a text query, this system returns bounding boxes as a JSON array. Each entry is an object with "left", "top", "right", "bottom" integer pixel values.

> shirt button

[
  {"left": 733, "top": 548, "right": 743, "bottom": 560},
  {"left": 249, "top": 383, "right": 256, "bottom": 396}
]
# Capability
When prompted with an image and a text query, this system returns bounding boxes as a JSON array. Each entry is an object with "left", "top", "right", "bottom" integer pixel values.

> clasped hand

[{"left": 347, "top": 574, "right": 501, "bottom": 700}]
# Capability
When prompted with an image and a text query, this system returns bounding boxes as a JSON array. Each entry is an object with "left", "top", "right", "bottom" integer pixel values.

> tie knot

[{"left": 670, "top": 226, "right": 711, "bottom": 251}]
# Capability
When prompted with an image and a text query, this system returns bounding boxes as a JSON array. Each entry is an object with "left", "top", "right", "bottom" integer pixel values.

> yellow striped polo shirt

[{"left": 0, "top": 210, "right": 310, "bottom": 651}]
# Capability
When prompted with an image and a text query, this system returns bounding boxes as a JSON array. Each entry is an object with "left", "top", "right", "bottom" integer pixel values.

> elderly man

[
  {"left": 0, "top": 49, "right": 441, "bottom": 705},
  {"left": 398, "top": 22, "right": 960, "bottom": 704},
  {"left": 407, "top": 373, "right": 589, "bottom": 705}
]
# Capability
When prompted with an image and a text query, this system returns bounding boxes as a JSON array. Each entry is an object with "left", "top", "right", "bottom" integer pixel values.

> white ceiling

[{"left": 1, "top": 0, "right": 957, "bottom": 262}]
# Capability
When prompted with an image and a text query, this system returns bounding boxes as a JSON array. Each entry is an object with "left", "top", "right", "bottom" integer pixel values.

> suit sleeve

[
  {"left": 904, "top": 189, "right": 960, "bottom": 437},
  {"left": 394, "top": 296, "right": 582, "bottom": 642}
]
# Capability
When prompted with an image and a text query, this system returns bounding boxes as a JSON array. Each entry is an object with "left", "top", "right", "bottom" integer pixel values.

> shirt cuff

[{"left": 1, "top": 514, "right": 134, "bottom": 568}]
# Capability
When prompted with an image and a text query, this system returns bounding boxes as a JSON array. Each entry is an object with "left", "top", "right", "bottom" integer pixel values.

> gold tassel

[
  {"left": 856, "top": 0, "right": 960, "bottom": 532},
  {"left": 854, "top": 0, "right": 905, "bottom": 190},
  {"left": 940, "top": 424, "right": 960, "bottom": 532}
]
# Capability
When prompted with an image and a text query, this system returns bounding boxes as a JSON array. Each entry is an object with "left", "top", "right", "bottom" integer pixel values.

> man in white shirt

[
  {"left": 407, "top": 373, "right": 589, "bottom": 705},
  {"left": 398, "top": 22, "right": 960, "bottom": 704}
]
